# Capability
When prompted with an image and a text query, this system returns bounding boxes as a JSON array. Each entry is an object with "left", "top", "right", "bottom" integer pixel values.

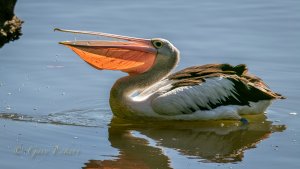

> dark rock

[{"left": 0, "top": 0, "right": 23, "bottom": 48}]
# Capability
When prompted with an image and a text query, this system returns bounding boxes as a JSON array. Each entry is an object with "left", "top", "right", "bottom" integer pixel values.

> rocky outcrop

[{"left": 0, "top": 0, "right": 23, "bottom": 48}]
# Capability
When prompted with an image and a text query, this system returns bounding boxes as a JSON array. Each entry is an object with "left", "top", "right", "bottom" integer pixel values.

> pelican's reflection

[{"left": 83, "top": 115, "right": 285, "bottom": 168}]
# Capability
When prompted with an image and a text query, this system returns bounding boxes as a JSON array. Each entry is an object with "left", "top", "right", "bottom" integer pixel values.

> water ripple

[{"left": 0, "top": 107, "right": 112, "bottom": 127}]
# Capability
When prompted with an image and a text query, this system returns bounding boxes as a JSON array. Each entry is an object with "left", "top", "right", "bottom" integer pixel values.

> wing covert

[{"left": 151, "top": 77, "right": 241, "bottom": 115}]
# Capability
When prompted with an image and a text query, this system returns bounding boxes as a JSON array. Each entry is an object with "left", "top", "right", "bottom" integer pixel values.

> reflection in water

[
  {"left": 83, "top": 115, "right": 285, "bottom": 168},
  {"left": 0, "top": 0, "right": 23, "bottom": 48}
]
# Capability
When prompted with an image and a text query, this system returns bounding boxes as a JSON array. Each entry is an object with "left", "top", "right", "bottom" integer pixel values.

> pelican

[{"left": 55, "top": 28, "right": 285, "bottom": 122}]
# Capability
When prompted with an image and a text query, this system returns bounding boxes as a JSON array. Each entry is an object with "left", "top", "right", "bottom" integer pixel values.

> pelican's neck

[{"left": 110, "top": 53, "right": 178, "bottom": 118}]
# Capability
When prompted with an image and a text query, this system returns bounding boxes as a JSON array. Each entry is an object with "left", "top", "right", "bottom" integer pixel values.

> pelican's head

[{"left": 55, "top": 28, "right": 179, "bottom": 75}]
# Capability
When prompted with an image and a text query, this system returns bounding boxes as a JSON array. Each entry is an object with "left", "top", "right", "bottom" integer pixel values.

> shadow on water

[
  {"left": 83, "top": 114, "right": 285, "bottom": 168},
  {"left": 0, "top": 0, "right": 23, "bottom": 48}
]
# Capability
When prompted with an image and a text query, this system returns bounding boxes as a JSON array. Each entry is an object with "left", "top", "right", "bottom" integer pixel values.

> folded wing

[{"left": 151, "top": 64, "right": 284, "bottom": 116}]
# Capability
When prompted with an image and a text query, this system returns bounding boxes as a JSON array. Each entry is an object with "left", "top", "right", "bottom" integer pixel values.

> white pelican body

[
  {"left": 56, "top": 28, "right": 285, "bottom": 121},
  {"left": 127, "top": 78, "right": 272, "bottom": 120}
]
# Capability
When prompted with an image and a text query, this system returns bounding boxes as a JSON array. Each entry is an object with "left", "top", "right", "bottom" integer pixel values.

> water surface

[{"left": 1, "top": 0, "right": 300, "bottom": 168}]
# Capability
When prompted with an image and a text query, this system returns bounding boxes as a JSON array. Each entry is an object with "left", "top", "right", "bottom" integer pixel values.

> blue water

[{"left": 0, "top": 0, "right": 300, "bottom": 168}]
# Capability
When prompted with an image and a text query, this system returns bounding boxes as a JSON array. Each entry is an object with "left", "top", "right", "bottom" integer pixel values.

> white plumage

[{"left": 152, "top": 77, "right": 235, "bottom": 115}]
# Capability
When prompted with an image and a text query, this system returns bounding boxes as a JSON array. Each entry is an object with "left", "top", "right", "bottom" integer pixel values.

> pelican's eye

[{"left": 152, "top": 40, "right": 163, "bottom": 49}]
